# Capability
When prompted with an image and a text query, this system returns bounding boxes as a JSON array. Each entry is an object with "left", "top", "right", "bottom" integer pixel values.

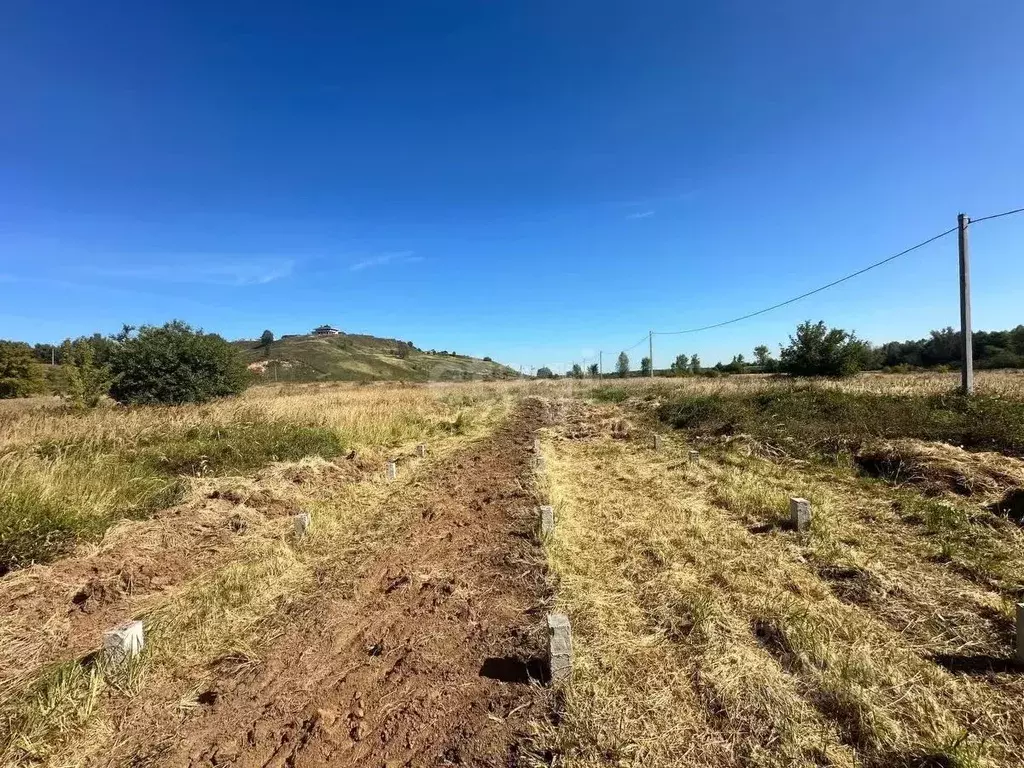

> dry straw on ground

[{"left": 538, "top": 397, "right": 1024, "bottom": 768}]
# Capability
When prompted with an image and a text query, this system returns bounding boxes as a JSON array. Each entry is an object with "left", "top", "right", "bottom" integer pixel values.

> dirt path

[{"left": 117, "top": 400, "right": 552, "bottom": 767}]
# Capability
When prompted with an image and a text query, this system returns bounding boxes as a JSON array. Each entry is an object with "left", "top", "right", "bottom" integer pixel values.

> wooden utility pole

[
  {"left": 648, "top": 331, "right": 654, "bottom": 378},
  {"left": 958, "top": 213, "right": 973, "bottom": 395},
  {"left": 599, "top": 351, "right": 603, "bottom": 380}
]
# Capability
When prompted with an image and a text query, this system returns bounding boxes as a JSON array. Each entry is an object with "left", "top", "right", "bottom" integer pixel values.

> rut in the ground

[{"left": 117, "top": 400, "right": 553, "bottom": 768}]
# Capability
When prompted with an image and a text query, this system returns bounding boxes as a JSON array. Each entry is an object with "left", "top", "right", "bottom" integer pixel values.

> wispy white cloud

[
  {"left": 100, "top": 257, "right": 295, "bottom": 286},
  {"left": 349, "top": 250, "right": 420, "bottom": 272},
  {"left": 626, "top": 210, "right": 655, "bottom": 220}
]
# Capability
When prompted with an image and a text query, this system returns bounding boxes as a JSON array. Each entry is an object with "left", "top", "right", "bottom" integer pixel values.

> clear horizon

[{"left": 2, "top": 2, "right": 1022, "bottom": 373}]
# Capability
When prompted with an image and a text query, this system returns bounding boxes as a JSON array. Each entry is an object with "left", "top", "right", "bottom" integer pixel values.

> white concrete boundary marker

[
  {"left": 547, "top": 613, "right": 572, "bottom": 683},
  {"left": 688, "top": 450, "right": 699, "bottom": 463},
  {"left": 790, "top": 497, "right": 811, "bottom": 532},
  {"left": 386, "top": 461, "right": 397, "bottom": 481},
  {"left": 103, "top": 620, "right": 144, "bottom": 666},
  {"left": 416, "top": 444, "right": 427, "bottom": 457},
  {"left": 653, "top": 434, "right": 662, "bottom": 450},
  {"left": 534, "top": 456, "right": 546, "bottom": 472},
  {"left": 294, "top": 511, "right": 311, "bottom": 537},
  {"left": 539, "top": 505, "right": 554, "bottom": 538}
]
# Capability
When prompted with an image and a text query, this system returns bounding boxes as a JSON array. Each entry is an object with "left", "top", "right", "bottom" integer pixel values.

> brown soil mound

[
  {"left": 855, "top": 439, "right": 1024, "bottom": 501},
  {"left": 112, "top": 400, "right": 553, "bottom": 767}
]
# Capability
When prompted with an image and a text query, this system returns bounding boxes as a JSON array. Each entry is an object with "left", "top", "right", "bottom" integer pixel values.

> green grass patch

[
  {"left": 658, "top": 386, "right": 1024, "bottom": 456},
  {"left": 589, "top": 385, "right": 632, "bottom": 403},
  {"left": 0, "top": 418, "right": 343, "bottom": 573},
  {"left": 129, "top": 420, "right": 343, "bottom": 476}
]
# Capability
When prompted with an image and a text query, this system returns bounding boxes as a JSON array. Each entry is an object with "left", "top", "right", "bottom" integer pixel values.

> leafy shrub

[
  {"left": 779, "top": 320, "right": 869, "bottom": 377},
  {"left": 109, "top": 321, "right": 250, "bottom": 405},
  {"left": 0, "top": 341, "right": 45, "bottom": 398},
  {"left": 58, "top": 338, "right": 110, "bottom": 409}
]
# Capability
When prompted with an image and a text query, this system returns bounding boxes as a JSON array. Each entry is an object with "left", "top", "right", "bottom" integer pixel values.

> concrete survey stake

[
  {"left": 103, "top": 620, "right": 144, "bottom": 666},
  {"left": 547, "top": 613, "right": 572, "bottom": 683},
  {"left": 790, "top": 497, "right": 811, "bottom": 532},
  {"left": 386, "top": 461, "right": 397, "bottom": 481},
  {"left": 689, "top": 450, "right": 699, "bottom": 463},
  {"left": 539, "top": 505, "right": 554, "bottom": 537},
  {"left": 416, "top": 443, "right": 427, "bottom": 457},
  {"left": 294, "top": 511, "right": 311, "bottom": 537},
  {"left": 653, "top": 434, "right": 662, "bottom": 450}
]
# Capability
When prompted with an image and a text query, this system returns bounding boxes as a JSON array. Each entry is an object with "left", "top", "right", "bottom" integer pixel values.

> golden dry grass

[
  {"left": 537, "top": 398, "right": 1024, "bottom": 768},
  {"left": 0, "top": 382, "right": 516, "bottom": 766}
]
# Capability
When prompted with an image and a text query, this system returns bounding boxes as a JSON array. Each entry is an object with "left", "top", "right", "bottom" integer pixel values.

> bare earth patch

[{"left": 104, "top": 400, "right": 554, "bottom": 767}]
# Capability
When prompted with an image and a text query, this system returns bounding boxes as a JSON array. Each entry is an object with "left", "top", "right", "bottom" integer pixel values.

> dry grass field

[{"left": 2, "top": 371, "right": 1024, "bottom": 766}]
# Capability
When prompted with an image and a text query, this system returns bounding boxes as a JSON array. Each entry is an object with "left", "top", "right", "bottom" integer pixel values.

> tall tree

[
  {"left": 671, "top": 353, "right": 689, "bottom": 374},
  {"left": 616, "top": 352, "right": 630, "bottom": 378},
  {"left": 690, "top": 354, "right": 701, "bottom": 373},
  {"left": 570, "top": 363, "right": 583, "bottom": 379},
  {"left": 641, "top": 356, "right": 652, "bottom": 376},
  {"left": 587, "top": 363, "right": 599, "bottom": 377}
]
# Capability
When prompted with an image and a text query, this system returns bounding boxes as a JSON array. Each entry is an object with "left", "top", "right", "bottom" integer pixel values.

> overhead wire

[
  {"left": 653, "top": 226, "right": 958, "bottom": 335},
  {"left": 969, "top": 206, "right": 1024, "bottom": 224},
  {"left": 545, "top": 205, "right": 1021, "bottom": 371}
]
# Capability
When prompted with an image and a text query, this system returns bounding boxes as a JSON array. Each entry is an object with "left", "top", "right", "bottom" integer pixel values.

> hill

[{"left": 235, "top": 332, "right": 519, "bottom": 383}]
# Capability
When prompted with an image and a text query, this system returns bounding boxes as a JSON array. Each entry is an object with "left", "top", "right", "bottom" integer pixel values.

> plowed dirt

[{"left": 115, "top": 400, "right": 553, "bottom": 767}]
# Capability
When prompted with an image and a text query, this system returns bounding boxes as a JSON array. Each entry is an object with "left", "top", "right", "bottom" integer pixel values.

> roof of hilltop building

[{"left": 312, "top": 324, "right": 340, "bottom": 335}]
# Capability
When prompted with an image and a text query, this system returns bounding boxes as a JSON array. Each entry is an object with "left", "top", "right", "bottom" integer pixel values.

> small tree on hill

[
  {"left": 0, "top": 341, "right": 45, "bottom": 398},
  {"left": 59, "top": 338, "right": 110, "bottom": 409},
  {"left": 779, "top": 320, "right": 868, "bottom": 377},
  {"left": 109, "top": 321, "right": 251, "bottom": 405},
  {"left": 260, "top": 329, "right": 274, "bottom": 346},
  {"left": 616, "top": 352, "right": 630, "bottom": 378},
  {"left": 536, "top": 366, "right": 554, "bottom": 379}
]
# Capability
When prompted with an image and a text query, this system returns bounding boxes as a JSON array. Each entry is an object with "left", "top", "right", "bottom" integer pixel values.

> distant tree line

[
  {"left": 720, "top": 321, "right": 1024, "bottom": 378},
  {"left": 596, "top": 321, "right": 1024, "bottom": 380}
]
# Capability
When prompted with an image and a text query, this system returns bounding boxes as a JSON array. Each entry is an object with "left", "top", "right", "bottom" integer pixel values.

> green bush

[
  {"left": 0, "top": 341, "right": 45, "bottom": 398},
  {"left": 779, "top": 320, "right": 869, "bottom": 377},
  {"left": 109, "top": 321, "right": 251, "bottom": 405}
]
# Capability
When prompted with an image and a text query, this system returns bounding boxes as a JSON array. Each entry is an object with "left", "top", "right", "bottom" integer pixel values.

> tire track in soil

[{"left": 124, "top": 399, "right": 553, "bottom": 768}]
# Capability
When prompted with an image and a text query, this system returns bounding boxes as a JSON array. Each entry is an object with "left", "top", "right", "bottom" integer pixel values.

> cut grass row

[
  {"left": 0, "top": 382, "right": 507, "bottom": 573},
  {"left": 0, "top": 384, "right": 516, "bottom": 766},
  {"left": 538, "top": 414, "right": 1024, "bottom": 767}
]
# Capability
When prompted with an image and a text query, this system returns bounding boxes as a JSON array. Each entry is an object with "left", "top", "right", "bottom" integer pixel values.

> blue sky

[{"left": 2, "top": 1, "right": 1022, "bottom": 373}]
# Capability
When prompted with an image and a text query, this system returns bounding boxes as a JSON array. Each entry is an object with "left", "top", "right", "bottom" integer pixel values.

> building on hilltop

[{"left": 312, "top": 324, "right": 340, "bottom": 336}]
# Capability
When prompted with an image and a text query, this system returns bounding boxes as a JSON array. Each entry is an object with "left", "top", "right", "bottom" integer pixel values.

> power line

[
  {"left": 654, "top": 225, "right": 958, "bottom": 336},
  {"left": 970, "top": 206, "right": 1024, "bottom": 224},
  {"left": 601, "top": 334, "right": 648, "bottom": 356}
]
